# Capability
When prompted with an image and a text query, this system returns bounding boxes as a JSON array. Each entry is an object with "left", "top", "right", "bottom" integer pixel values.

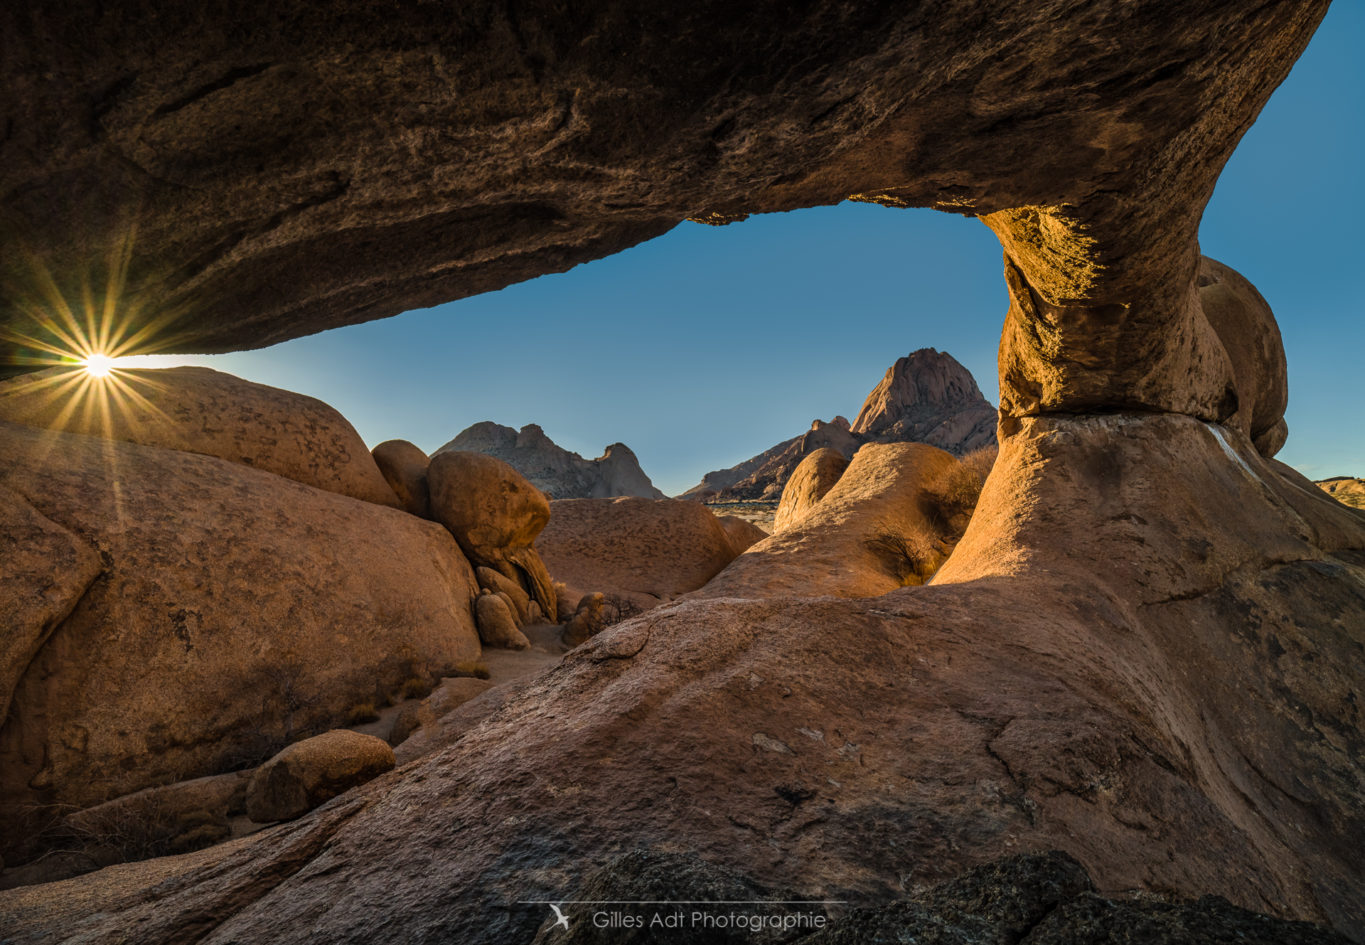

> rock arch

[{"left": 2, "top": 3, "right": 1362, "bottom": 942}]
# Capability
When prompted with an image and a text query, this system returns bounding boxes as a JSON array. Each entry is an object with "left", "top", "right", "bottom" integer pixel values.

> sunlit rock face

[
  {"left": 851, "top": 348, "right": 997, "bottom": 452},
  {"left": 772, "top": 447, "right": 849, "bottom": 533},
  {"left": 0, "top": 419, "right": 481, "bottom": 865},
  {"left": 698, "top": 441, "right": 965, "bottom": 599},
  {"left": 1, "top": 3, "right": 1363, "bottom": 944},
  {"left": 0, "top": 366, "right": 401, "bottom": 506}
]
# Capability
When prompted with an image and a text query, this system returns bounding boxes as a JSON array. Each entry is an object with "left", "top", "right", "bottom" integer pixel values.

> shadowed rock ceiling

[{"left": 0, "top": 2, "right": 1328, "bottom": 391}]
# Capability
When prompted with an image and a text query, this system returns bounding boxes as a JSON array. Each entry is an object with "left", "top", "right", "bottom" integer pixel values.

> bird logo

[{"left": 548, "top": 903, "right": 571, "bottom": 931}]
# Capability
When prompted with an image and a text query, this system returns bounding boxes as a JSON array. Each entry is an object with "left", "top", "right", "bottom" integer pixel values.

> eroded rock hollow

[{"left": 2, "top": 2, "right": 1362, "bottom": 943}]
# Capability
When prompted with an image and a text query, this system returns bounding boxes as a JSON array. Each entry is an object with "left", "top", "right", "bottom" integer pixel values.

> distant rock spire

[{"left": 851, "top": 348, "right": 994, "bottom": 445}]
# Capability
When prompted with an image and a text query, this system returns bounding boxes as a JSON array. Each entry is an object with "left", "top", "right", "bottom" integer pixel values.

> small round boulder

[
  {"left": 476, "top": 590, "right": 531, "bottom": 650},
  {"left": 476, "top": 566, "right": 532, "bottom": 624},
  {"left": 245, "top": 730, "right": 395, "bottom": 823},
  {"left": 774, "top": 447, "right": 850, "bottom": 533}
]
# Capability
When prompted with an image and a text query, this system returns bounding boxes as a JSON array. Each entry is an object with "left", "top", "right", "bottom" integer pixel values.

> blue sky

[{"left": 122, "top": 5, "right": 1362, "bottom": 495}]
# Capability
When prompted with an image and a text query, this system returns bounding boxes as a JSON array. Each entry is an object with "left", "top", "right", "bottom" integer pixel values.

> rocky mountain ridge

[
  {"left": 438, "top": 422, "right": 664, "bottom": 500},
  {"left": 684, "top": 348, "right": 996, "bottom": 501}
]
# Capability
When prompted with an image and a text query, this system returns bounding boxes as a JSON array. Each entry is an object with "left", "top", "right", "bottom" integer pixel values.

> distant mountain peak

[
  {"left": 851, "top": 348, "right": 988, "bottom": 438},
  {"left": 438, "top": 423, "right": 664, "bottom": 500},
  {"left": 681, "top": 349, "right": 996, "bottom": 501}
]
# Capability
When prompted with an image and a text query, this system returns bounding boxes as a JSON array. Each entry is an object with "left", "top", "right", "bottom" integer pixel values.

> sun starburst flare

[
  {"left": 0, "top": 224, "right": 202, "bottom": 459},
  {"left": 82, "top": 353, "right": 117, "bottom": 378},
  {"left": 1, "top": 221, "right": 198, "bottom": 376}
]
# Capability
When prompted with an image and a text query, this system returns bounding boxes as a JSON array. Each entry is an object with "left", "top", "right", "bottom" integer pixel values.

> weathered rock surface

[
  {"left": 0, "top": 3, "right": 1323, "bottom": 388},
  {"left": 0, "top": 419, "right": 480, "bottom": 865},
  {"left": 0, "top": 487, "right": 101, "bottom": 728},
  {"left": 427, "top": 450, "right": 558, "bottom": 622},
  {"left": 440, "top": 422, "right": 664, "bottom": 500},
  {"left": 686, "top": 351, "right": 995, "bottom": 502},
  {"left": 0, "top": 412, "right": 1361, "bottom": 943},
  {"left": 771, "top": 447, "right": 849, "bottom": 533},
  {"left": 245, "top": 730, "right": 395, "bottom": 823},
  {"left": 475, "top": 591, "right": 531, "bottom": 651},
  {"left": 530, "top": 849, "right": 1345, "bottom": 944},
  {"left": 697, "top": 442, "right": 964, "bottom": 600},
  {"left": 537, "top": 497, "right": 741, "bottom": 611},
  {"left": 1317, "top": 477, "right": 1365, "bottom": 510},
  {"left": 1025, "top": 893, "right": 1350, "bottom": 945},
  {"left": 809, "top": 850, "right": 1347, "bottom": 945},
  {"left": 371, "top": 439, "right": 431, "bottom": 518},
  {"left": 0, "top": 367, "right": 400, "bottom": 506}
]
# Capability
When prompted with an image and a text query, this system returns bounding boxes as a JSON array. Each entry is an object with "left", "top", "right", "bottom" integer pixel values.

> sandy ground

[
  {"left": 224, "top": 622, "right": 570, "bottom": 839},
  {"left": 347, "top": 622, "right": 567, "bottom": 743}
]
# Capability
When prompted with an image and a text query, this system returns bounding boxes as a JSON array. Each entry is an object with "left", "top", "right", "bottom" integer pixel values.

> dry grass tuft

[
  {"left": 449, "top": 660, "right": 491, "bottom": 680},
  {"left": 865, "top": 531, "right": 946, "bottom": 585}
]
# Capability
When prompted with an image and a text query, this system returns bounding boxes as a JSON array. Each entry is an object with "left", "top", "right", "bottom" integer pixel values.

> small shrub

[
  {"left": 865, "top": 531, "right": 944, "bottom": 585},
  {"left": 601, "top": 594, "right": 642, "bottom": 626},
  {"left": 345, "top": 702, "right": 381, "bottom": 725},
  {"left": 960, "top": 444, "right": 999, "bottom": 482},
  {"left": 54, "top": 795, "right": 229, "bottom": 869},
  {"left": 563, "top": 593, "right": 646, "bottom": 647},
  {"left": 921, "top": 445, "right": 1000, "bottom": 539}
]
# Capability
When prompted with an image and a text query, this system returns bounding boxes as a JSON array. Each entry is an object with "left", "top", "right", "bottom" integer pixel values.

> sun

[{"left": 82, "top": 353, "right": 116, "bottom": 377}]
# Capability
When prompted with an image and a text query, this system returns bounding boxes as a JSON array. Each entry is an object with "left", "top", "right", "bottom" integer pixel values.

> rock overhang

[{"left": 0, "top": 2, "right": 1332, "bottom": 423}]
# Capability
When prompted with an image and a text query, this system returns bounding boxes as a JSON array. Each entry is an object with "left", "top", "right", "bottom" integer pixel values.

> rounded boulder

[
  {"left": 427, "top": 451, "right": 551, "bottom": 564},
  {"left": 0, "top": 367, "right": 400, "bottom": 507},
  {"left": 246, "top": 730, "right": 395, "bottom": 823},
  {"left": 773, "top": 447, "right": 850, "bottom": 532},
  {"left": 372, "top": 439, "right": 431, "bottom": 517},
  {"left": 475, "top": 591, "right": 531, "bottom": 650},
  {"left": 536, "top": 497, "right": 741, "bottom": 611}
]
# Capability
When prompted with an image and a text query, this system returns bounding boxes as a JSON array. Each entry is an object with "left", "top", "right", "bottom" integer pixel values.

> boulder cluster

[
  {"left": 0, "top": 367, "right": 483, "bottom": 873},
  {"left": 0, "top": 365, "right": 777, "bottom": 884}
]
